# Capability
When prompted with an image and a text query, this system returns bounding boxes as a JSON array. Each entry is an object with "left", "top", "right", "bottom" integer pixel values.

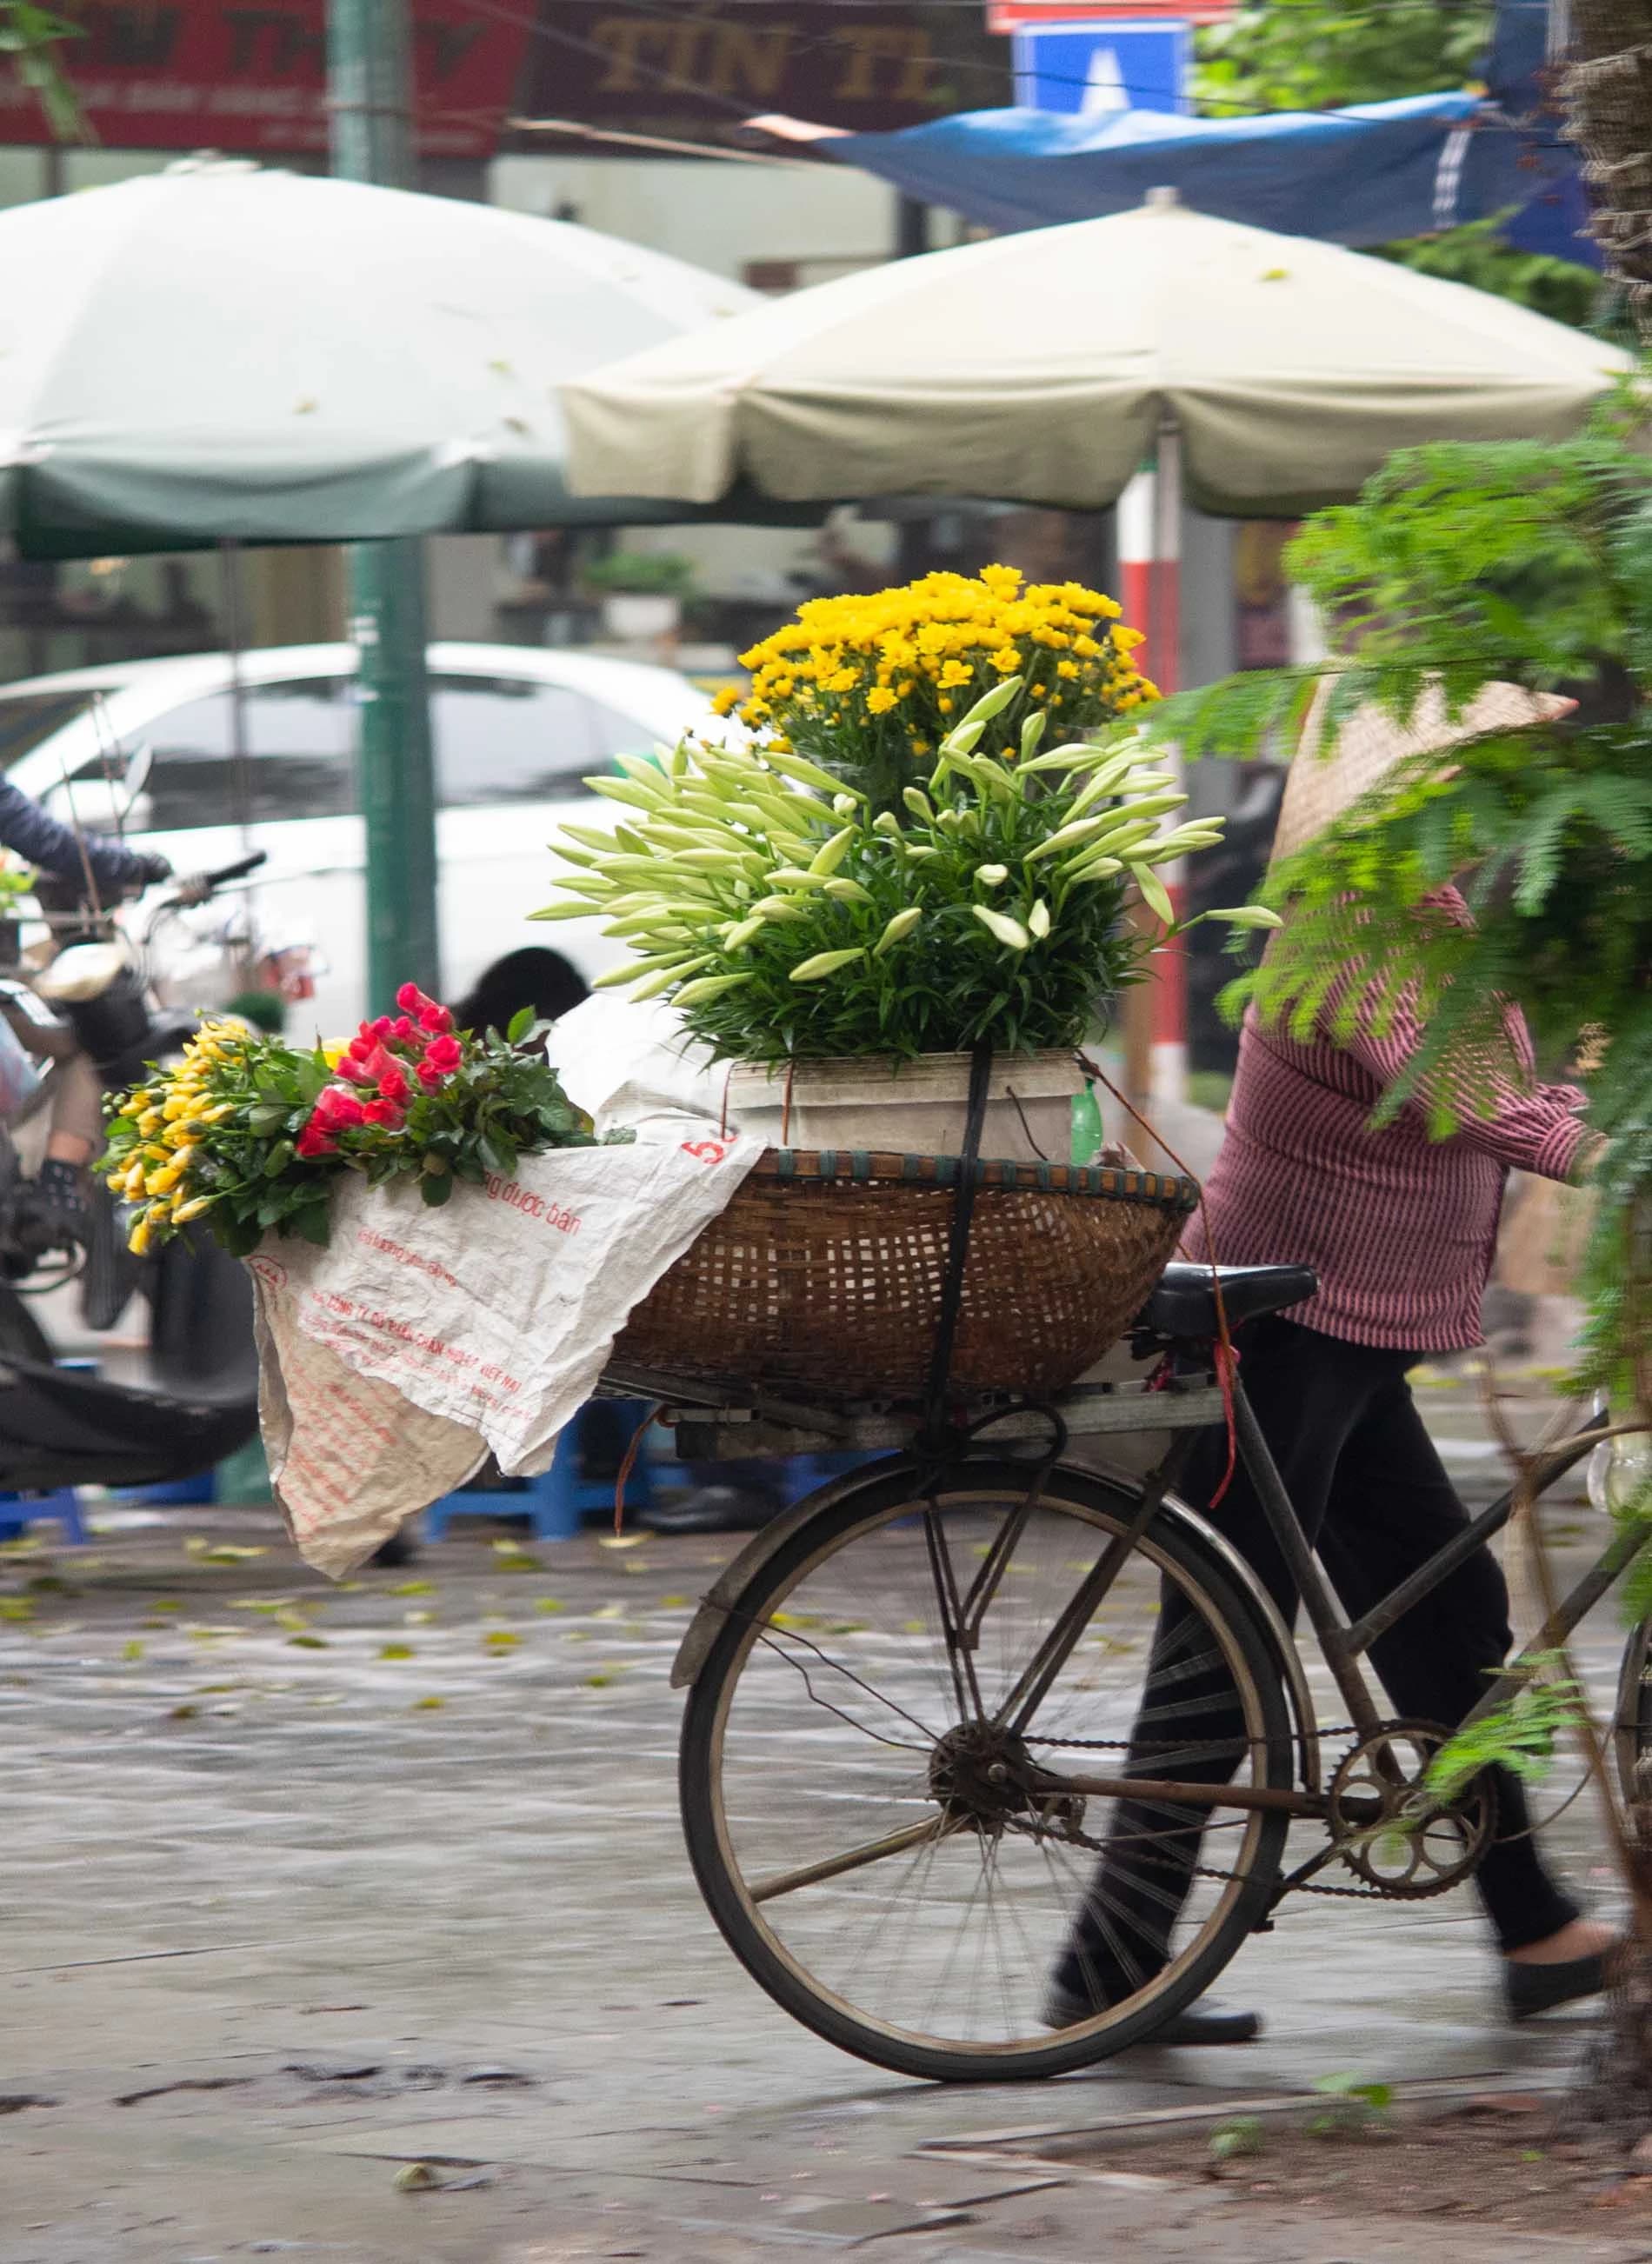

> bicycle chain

[{"left": 1014, "top": 1721, "right": 1401, "bottom": 1901}]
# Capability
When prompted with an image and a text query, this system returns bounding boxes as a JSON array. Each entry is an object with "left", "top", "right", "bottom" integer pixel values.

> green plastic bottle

[{"left": 1070, "top": 1081, "right": 1103, "bottom": 1167}]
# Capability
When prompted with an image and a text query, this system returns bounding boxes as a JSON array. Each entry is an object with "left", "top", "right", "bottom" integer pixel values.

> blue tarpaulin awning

[{"left": 823, "top": 83, "right": 1598, "bottom": 267}]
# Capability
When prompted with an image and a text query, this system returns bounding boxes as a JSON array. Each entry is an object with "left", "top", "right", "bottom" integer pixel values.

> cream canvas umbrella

[{"left": 562, "top": 190, "right": 1629, "bottom": 519}]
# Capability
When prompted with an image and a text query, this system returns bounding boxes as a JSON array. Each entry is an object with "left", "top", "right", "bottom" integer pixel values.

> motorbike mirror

[{"left": 45, "top": 773, "right": 152, "bottom": 838}]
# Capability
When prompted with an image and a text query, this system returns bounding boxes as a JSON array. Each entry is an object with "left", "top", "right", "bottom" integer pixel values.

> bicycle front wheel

[{"left": 681, "top": 1457, "right": 1293, "bottom": 2081}]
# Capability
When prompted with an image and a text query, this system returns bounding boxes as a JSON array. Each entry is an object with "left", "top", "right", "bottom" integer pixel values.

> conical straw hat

[{"left": 1269, "top": 676, "right": 1571, "bottom": 869}]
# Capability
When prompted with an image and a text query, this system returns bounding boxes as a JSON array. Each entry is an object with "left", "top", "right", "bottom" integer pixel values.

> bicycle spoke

[{"left": 751, "top": 1815, "right": 953, "bottom": 1904}]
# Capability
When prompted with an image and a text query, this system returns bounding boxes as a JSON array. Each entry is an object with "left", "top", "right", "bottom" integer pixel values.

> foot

[
  {"left": 1504, "top": 1919, "right": 1620, "bottom": 2020},
  {"left": 1042, "top": 1978, "right": 1262, "bottom": 2044}
]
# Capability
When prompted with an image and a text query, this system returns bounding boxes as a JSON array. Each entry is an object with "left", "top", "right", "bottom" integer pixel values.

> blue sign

[{"left": 1012, "top": 20, "right": 1189, "bottom": 116}]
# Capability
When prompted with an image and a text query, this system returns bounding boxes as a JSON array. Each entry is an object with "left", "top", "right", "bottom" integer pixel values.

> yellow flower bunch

[
  {"left": 714, "top": 564, "right": 1156, "bottom": 793},
  {"left": 102, "top": 1022, "right": 243, "bottom": 1253}
]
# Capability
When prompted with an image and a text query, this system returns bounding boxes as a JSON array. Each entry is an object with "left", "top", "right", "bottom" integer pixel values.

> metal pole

[
  {"left": 328, "top": 0, "right": 441, "bottom": 1008},
  {"left": 1115, "top": 415, "right": 1186, "bottom": 1112}
]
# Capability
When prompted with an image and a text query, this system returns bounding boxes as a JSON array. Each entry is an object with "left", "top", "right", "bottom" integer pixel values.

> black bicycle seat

[{"left": 1141, "top": 1262, "right": 1318, "bottom": 1339}]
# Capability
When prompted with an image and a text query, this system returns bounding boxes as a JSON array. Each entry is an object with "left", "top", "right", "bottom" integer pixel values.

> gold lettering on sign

[
  {"left": 709, "top": 22, "right": 789, "bottom": 101},
  {"left": 589, "top": 15, "right": 650, "bottom": 91},
  {"left": 831, "top": 25, "right": 936, "bottom": 106}
]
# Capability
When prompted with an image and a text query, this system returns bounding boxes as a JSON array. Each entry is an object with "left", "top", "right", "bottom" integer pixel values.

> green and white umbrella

[
  {"left": 0, "top": 156, "right": 756, "bottom": 557},
  {"left": 563, "top": 192, "right": 1630, "bottom": 519}
]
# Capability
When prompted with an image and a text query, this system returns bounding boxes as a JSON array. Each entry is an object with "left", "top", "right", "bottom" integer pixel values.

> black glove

[{"left": 130, "top": 852, "right": 173, "bottom": 891}]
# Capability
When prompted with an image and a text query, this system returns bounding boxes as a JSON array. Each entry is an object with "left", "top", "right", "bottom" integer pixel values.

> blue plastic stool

[
  {"left": 112, "top": 1472, "right": 216, "bottom": 1508},
  {"left": 0, "top": 1487, "right": 87, "bottom": 1544},
  {"left": 423, "top": 1401, "right": 655, "bottom": 1543}
]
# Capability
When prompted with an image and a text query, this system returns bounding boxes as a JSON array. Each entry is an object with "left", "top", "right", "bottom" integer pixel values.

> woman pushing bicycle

[{"left": 1047, "top": 682, "right": 1616, "bottom": 2045}]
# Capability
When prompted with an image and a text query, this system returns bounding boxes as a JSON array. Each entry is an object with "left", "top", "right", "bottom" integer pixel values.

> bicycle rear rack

[{"left": 596, "top": 1366, "right": 1226, "bottom": 1465}]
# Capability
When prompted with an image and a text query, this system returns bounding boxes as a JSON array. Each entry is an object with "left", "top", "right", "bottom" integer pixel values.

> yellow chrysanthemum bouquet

[
  {"left": 545, "top": 567, "right": 1275, "bottom": 1065},
  {"left": 714, "top": 564, "right": 1156, "bottom": 809}
]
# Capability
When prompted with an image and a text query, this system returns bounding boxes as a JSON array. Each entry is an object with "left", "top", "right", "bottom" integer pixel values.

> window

[
  {"left": 133, "top": 681, "right": 355, "bottom": 830},
  {"left": 431, "top": 675, "right": 656, "bottom": 807},
  {"left": 0, "top": 690, "right": 110, "bottom": 771}
]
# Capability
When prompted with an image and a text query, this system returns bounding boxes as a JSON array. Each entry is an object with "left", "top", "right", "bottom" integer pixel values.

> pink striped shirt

[{"left": 1184, "top": 922, "right": 1589, "bottom": 1352}]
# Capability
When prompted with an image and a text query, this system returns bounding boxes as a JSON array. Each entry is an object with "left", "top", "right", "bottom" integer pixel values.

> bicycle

[{"left": 616, "top": 1258, "right": 1636, "bottom": 2084}]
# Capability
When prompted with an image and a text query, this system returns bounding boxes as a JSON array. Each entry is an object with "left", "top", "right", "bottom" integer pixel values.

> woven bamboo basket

[{"left": 614, "top": 1149, "right": 1199, "bottom": 1401}]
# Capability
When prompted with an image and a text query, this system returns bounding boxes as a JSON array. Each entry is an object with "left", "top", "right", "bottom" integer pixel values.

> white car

[{"left": 0, "top": 643, "right": 722, "bottom": 1037}]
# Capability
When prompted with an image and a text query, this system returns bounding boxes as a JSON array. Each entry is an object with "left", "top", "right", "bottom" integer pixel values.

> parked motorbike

[{"left": 0, "top": 850, "right": 275, "bottom": 1497}]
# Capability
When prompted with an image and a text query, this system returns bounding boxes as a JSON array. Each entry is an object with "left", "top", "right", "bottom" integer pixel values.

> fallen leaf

[
  {"left": 410, "top": 1695, "right": 444, "bottom": 1711},
  {"left": 0, "top": 1599, "right": 33, "bottom": 1621},
  {"left": 390, "top": 1581, "right": 433, "bottom": 1597},
  {"left": 286, "top": 1634, "right": 329, "bottom": 1650},
  {"left": 532, "top": 1597, "right": 566, "bottom": 1615},
  {"left": 229, "top": 1598, "right": 293, "bottom": 1615},
  {"left": 596, "top": 1533, "right": 649, "bottom": 1551},
  {"left": 583, "top": 1671, "right": 620, "bottom": 1688},
  {"left": 274, "top": 1607, "right": 313, "bottom": 1633},
  {"left": 184, "top": 1538, "right": 268, "bottom": 1562},
  {"left": 168, "top": 1702, "right": 199, "bottom": 1720},
  {"left": 403, "top": 1609, "right": 434, "bottom": 1626},
  {"left": 379, "top": 1641, "right": 414, "bottom": 1661},
  {"left": 657, "top": 1594, "right": 690, "bottom": 1609},
  {"left": 481, "top": 1630, "right": 521, "bottom": 1654},
  {"left": 121, "top": 1639, "right": 143, "bottom": 1661},
  {"left": 593, "top": 1601, "right": 625, "bottom": 1621},
  {"left": 148, "top": 1598, "right": 183, "bottom": 1612},
  {"left": 394, "top": 2161, "right": 442, "bottom": 2191}
]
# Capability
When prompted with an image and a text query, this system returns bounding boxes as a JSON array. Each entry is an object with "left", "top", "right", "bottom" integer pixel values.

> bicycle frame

[{"left": 1031, "top": 1383, "right": 1615, "bottom": 1827}]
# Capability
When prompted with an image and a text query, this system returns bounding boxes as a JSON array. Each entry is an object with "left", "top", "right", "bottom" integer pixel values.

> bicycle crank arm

[{"left": 1031, "top": 1768, "right": 1321, "bottom": 1819}]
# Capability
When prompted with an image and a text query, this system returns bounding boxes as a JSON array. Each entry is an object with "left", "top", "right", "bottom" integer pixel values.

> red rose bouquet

[{"left": 103, "top": 986, "right": 603, "bottom": 1258}]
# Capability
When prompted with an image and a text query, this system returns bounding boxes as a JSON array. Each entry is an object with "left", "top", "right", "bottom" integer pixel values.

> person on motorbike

[{"left": 0, "top": 776, "right": 170, "bottom": 1250}]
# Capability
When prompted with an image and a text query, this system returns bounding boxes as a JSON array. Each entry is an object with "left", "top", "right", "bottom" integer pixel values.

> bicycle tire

[{"left": 680, "top": 1456, "right": 1293, "bottom": 2082}]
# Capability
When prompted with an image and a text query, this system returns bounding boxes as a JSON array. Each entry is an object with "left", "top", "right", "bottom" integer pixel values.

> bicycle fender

[
  {"left": 669, "top": 1455, "right": 915, "bottom": 1689},
  {"left": 668, "top": 1455, "right": 1322, "bottom": 1792}
]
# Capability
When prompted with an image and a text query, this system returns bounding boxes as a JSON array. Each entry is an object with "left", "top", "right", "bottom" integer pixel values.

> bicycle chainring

[{"left": 1327, "top": 1719, "right": 1496, "bottom": 1899}]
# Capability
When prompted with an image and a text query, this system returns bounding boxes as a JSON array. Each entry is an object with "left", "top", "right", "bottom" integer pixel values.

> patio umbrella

[
  {"left": 562, "top": 190, "right": 1629, "bottom": 522},
  {"left": 0, "top": 156, "right": 758, "bottom": 558}
]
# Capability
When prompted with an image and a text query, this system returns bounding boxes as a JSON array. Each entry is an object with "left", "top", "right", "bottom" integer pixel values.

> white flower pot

[
  {"left": 725, "top": 1051, "right": 1086, "bottom": 1165},
  {"left": 601, "top": 592, "right": 680, "bottom": 643}
]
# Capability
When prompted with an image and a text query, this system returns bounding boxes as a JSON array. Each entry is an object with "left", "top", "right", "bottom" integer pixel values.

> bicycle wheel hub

[
  {"left": 929, "top": 1720, "right": 1038, "bottom": 1826},
  {"left": 1328, "top": 1719, "right": 1496, "bottom": 1898}
]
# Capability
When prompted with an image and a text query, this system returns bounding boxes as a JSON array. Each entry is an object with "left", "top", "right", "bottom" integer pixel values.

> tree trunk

[{"left": 1562, "top": 0, "right": 1652, "bottom": 335}]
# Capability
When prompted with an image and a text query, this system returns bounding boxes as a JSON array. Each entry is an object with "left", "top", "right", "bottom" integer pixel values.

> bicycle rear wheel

[{"left": 680, "top": 1457, "right": 1294, "bottom": 2081}]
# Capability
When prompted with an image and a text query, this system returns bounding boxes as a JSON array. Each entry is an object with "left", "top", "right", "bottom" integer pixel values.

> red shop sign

[{"left": 0, "top": 0, "right": 534, "bottom": 157}]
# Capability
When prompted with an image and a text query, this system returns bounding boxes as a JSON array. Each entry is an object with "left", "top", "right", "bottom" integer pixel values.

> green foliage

[
  {"left": 1373, "top": 216, "right": 1601, "bottom": 332},
  {"left": 1196, "top": 0, "right": 1487, "bottom": 115},
  {"left": 1428, "top": 1656, "right": 1588, "bottom": 1803},
  {"left": 1135, "top": 389, "right": 1652, "bottom": 1404},
  {"left": 583, "top": 549, "right": 696, "bottom": 599},
  {"left": 0, "top": 2, "right": 85, "bottom": 142},
  {"left": 1209, "top": 2114, "right": 1266, "bottom": 2163},
  {"left": 1306, "top": 2072, "right": 1394, "bottom": 2137}
]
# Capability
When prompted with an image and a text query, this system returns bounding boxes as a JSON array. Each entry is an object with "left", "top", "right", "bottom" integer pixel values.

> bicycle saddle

[{"left": 1141, "top": 1262, "right": 1318, "bottom": 1339}]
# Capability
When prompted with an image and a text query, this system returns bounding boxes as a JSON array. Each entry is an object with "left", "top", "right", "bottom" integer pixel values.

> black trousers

[{"left": 1057, "top": 1315, "right": 1580, "bottom": 2002}]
